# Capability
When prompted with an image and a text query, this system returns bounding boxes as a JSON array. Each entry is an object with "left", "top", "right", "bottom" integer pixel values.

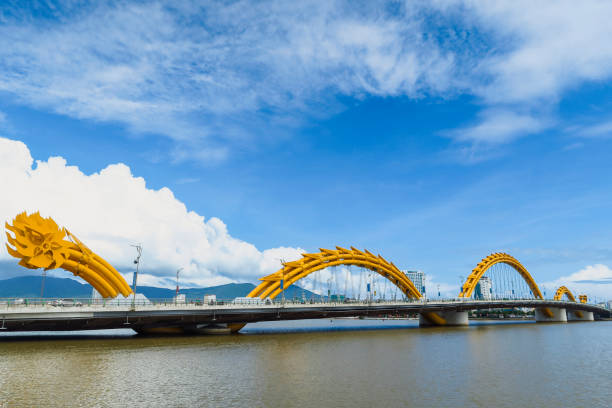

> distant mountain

[
  {"left": 138, "top": 282, "right": 259, "bottom": 300},
  {"left": 0, "top": 275, "right": 320, "bottom": 300},
  {"left": 0, "top": 276, "right": 91, "bottom": 298}
]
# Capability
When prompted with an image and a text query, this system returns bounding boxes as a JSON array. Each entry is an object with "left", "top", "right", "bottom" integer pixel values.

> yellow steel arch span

[
  {"left": 5, "top": 212, "right": 132, "bottom": 298},
  {"left": 459, "top": 252, "right": 544, "bottom": 299},
  {"left": 554, "top": 286, "right": 576, "bottom": 302},
  {"left": 247, "top": 246, "right": 422, "bottom": 300},
  {"left": 554, "top": 286, "right": 583, "bottom": 317}
]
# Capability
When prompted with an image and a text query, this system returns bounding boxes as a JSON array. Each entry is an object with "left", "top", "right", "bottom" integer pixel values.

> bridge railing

[
  {"left": 0, "top": 296, "right": 606, "bottom": 311},
  {"left": 0, "top": 297, "right": 432, "bottom": 309}
]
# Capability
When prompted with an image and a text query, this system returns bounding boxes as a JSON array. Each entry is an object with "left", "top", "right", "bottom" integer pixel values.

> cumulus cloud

[
  {"left": 542, "top": 264, "right": 612, "bottom": 301},
  {"left": 0, "top": 137, "right": 303, "bottom": 288}
]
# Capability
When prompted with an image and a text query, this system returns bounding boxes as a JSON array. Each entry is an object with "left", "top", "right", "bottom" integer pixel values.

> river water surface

[{"left": 1, "top": 319, "right": 610, "bottom": 407}]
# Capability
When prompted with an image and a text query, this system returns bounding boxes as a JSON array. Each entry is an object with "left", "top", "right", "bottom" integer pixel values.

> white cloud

[
  {"left": 439, "top": 1, "right": 612, "bottom": 146},
  {"left": 575, "top": 120, "right": 612, "bottom": 138},
  {"left": 1, "top": 1, "right": 612, "bottom": 152},
  {"left": 0, "top": 136, "right": 304, "bottom": 288},
  {"left": 463, "top": 1, "right": 612, "bottom": 104},
  {"left": 448, "top": 109, "right": 548, "bottom": 144},
  {"left": 0, "top": 1, "right": 456, "bottom": 159},
  {"left": 542, "top": 264, "right": 612, "bottom": 301}
]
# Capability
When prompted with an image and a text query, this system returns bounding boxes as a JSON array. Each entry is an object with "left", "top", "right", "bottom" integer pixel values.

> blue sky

[{"left": 1, "top": 1, "right": 612, "bottom": 299}]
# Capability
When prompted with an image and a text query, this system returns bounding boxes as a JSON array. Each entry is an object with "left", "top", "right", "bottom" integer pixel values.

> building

[
  {"left": 474, "top": 276, "right": 492, "bottom": 300},
  {"left": 404, "top": 270, "right": 426, "bottom": 297}
]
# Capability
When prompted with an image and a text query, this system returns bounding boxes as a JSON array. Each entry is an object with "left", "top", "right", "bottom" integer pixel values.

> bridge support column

[
  {"left": 567, "top": 310, "right": 594, "bottom": 321},
  {"left": 535, "top": 307, "right": 567, "bottom": 323},
  {"left": 419, "top": 311, "right": 468, "bottom": 327}
]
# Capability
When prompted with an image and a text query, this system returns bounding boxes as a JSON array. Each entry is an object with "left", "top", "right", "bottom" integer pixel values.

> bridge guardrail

[
  {"left": 0, "top": 297, "right": 608, "bottom": 311},
  {"left": 0, "top": 297, "right": 427, "bottom": 309}
]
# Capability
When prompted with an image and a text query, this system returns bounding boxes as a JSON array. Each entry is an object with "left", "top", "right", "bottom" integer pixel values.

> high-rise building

[
  {"left": 404, "top": 270, "right": 426, "bottom": 297},
  {"left": 474, "top": 276, "right": 492, "bottom": 300}
]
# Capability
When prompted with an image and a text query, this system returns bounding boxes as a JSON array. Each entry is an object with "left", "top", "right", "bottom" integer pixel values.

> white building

[
  {"left": 404, "top": 270, "right": 426, "bottom": 297},
  {"left": 204, "top": 294, "right": 217, "bottom": 304},
  {"left": 475, "top": 276, "right": 492, "bottom": 300}
]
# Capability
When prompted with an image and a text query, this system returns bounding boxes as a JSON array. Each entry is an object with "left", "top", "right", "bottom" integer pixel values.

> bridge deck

[{"left": 0, "top": 299, "right": 609, "bottom": 332}]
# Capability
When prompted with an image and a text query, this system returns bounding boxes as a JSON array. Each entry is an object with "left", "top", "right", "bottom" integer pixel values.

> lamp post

[
  {"left": 130, "top": 244, "right": 142, "bottom": 310},
  {"left": 277, "top": 258, "right": 286, "bottom": 306},
  {"left": 175, "top": 267, "right": 183, "bottom": 305}
]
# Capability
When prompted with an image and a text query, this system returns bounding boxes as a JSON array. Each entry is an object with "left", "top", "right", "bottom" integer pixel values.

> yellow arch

[
  {"left": 247, "top": 246, "right": 422, "bottom": 300},
  {"left": 553, "top": 286, "right": 576, "bottom": 302},
  {"left": 5, "top": 211, "right": 132, "bottom": 298},
  {"left": 554, "top": 287, "right": 583, "bottom": 318},
  {"left": 459, "top": 252, "right": 543, "bottom": 299}
]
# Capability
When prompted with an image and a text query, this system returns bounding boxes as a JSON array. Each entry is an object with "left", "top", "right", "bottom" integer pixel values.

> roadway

[{"left": 1, "top": 299, "right": 610, "bottom": 332}]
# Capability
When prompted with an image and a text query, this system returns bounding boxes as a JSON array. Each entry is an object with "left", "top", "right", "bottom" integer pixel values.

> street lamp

[
  {"left": 277, "top": 258, "right": 286, "bottom": 306},
  {"left": 176, "top": 267, "right": 183, "bottom": 295},
  {"left": 175, "top": 267, "right": 184, "bottom": 305},
  {"left": 130, "top": 244, "right": 142, "bottom": 310}
]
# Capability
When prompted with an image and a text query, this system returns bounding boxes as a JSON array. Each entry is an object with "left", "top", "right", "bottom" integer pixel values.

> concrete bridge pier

[
  {"left": 419, "top": 311, "right": 469, "bottom": 327},
  {"left": 535, "top": 307, "right": 567, "bottom": 323},
  {"left": 567, "top": 310, "right": 594, "bottom": 321}
]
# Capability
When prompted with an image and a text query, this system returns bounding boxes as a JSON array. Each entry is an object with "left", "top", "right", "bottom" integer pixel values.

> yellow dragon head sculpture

[
  {"left": 5, "top": 212, "right": 70, "bottom": 270},
  {"left": 5, "top": 211, "right": 132, "bottom": 298}
]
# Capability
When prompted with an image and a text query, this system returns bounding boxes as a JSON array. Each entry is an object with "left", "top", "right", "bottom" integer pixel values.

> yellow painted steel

[
  {"left": 459, "top": 252, "right": 544, "bottom": 299},
  {"left": 553, "top": 286, "right": 583, "bottom": 317},
  {"left": 421, "top": 312, "right": 446, "bottom": 325},
  {"left": 553, "top": 286, "right": 576, "bottom": 302},
  {"left": 460, "top": 252, "right": 553, "bottom": 318},
  {"left": 228, "top": 323, "right": 247, "bottom": 333},
  {"left": 579, "top": 295, "right": 588, "bottom": 304},
  {"left": 5, "top": 211, "right": 132, "bottom": 298},
  {"left": 247, "top": 246, "right": 422, "bottom": 300}
]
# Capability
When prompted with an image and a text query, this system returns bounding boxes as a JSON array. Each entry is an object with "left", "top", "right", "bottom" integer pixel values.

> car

[{"left": 48, "top": 299, "right": 83, "bottom": 307}]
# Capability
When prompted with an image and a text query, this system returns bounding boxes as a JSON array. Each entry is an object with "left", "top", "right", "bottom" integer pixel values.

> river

[{"left": 1, "top": 319, "right": 610, "bottom": 407}]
